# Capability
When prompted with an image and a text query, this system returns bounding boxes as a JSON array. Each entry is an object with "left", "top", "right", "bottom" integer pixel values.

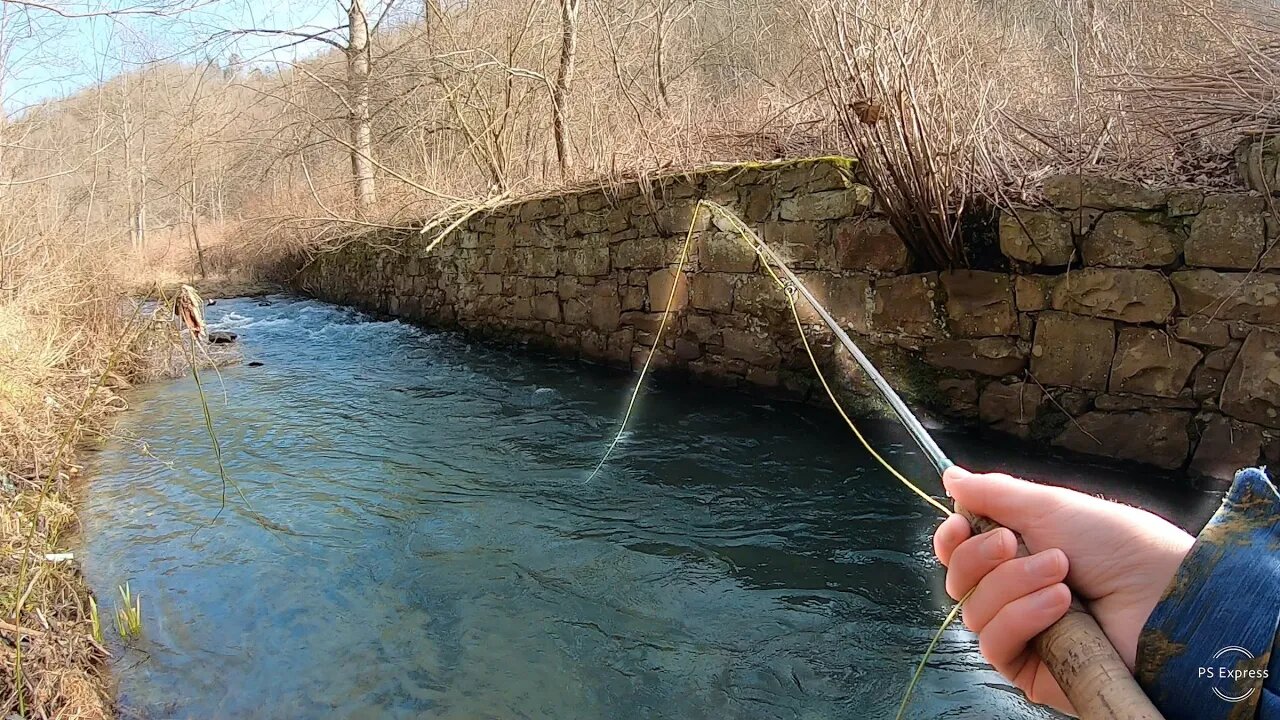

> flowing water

[{"left": 79, "top": 296, "right": 1220, "bottom": 719}]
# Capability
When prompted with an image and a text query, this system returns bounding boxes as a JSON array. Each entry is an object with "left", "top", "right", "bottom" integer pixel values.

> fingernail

[
  {"left": 1028, "top": 551, "right": 1061, "bottom": 579},
  {"left": 982, "top": 530, "right": 1009, "bottom": 560}
]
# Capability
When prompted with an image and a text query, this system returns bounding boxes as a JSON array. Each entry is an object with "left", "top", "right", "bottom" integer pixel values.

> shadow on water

[{"left": 80, "top": 296, "right": 1222, "bottom": 720}]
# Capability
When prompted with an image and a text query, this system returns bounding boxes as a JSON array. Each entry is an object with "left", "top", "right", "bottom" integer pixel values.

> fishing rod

[
  {"left": 702, "top": 202, "right": 1165, "bottom": 720},
  {"left": 747, "top": 225, "right": 953, "bottom": 477}
]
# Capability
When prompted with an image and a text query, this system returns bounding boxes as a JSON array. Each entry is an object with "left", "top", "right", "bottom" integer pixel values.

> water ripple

[{"left": 78, "top": 295, "right": 1214, "bottom": 720}]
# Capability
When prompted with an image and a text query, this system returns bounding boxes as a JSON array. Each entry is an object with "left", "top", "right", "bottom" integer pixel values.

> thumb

[{"left": 943, "top": 466, "right": 1074, "bottom": 534}]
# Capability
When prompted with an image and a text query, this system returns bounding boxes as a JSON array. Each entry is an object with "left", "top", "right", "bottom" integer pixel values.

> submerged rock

[{"left": 208, "top": 331, "right": 239, "bottom": 344}]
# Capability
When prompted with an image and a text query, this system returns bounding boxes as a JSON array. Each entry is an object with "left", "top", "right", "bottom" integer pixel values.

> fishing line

[
  {"left": 586, "top": 200, "right": 951, "bottom": 519},
  {"left": 583, "top": 200, "right": 963, "bottom": 716},
  {"left": 582, "top": 206, "right": 702, "bottom": 484},
  {"left": 704, "top": 203, "right": 951, "bottom": 517}
]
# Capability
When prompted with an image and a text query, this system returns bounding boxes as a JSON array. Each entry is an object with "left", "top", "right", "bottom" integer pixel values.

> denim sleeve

[{"left": 1135, "top": 468, "right": 1280, "bottom": 720}]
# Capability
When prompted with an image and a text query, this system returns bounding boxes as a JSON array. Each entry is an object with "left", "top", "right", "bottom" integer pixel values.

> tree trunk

[
  {"left": 552, "top": 0, "right": 581, "bottom": 179},
  {"left": 423, "top": 0, "right": 438, "bottom": 36},
  {"left": 347, "top": 0, "right": 376, "bottom": 214},
  {"left": 189, "top": 160, "right": 206, "bottom": 278}
]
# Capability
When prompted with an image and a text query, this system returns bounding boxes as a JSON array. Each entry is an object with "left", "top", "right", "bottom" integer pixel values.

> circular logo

[{"left": 1211, "top": 646, "right": 1259, "bottom": 703}]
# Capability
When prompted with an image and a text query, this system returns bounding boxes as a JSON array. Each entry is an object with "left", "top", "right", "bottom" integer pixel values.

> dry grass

[
  {"left": 0, "top": 207, "right": 203, "bottom": 718},
  {"left": 0, "top": 265, "right": 127, "bottom": 718}
]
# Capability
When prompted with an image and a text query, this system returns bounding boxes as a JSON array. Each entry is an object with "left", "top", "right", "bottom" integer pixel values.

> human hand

[{"left": 932, "top": 466, "right": 1195, "bottom": 715}]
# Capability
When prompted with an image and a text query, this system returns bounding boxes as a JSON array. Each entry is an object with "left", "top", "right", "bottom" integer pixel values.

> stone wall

[{"left": 294, "top": 158, "right": 1280, "bottom": 484}]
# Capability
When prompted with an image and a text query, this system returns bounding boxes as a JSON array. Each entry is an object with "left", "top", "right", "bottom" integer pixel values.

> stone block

[
  {"left": 588, "top": 282, "right": 622, "bottom": 331},
  {"left": 1082, "top": 212, "right": 1182, "bottom": 267},
  {"left": 1094, "top": 393, "right": 1198, "bottom": 411},
  {"left": 607, "top": 328, "right": 635, "bottom": 364},
  {"left": 510, "top": 297, "right": 533, "bottom": 320},
  {"left": 735, "top": 275, "right": 790, "bottom": 316},
  {"left": 772, "top": 160, "right": 851, "bottom": 194},
  {"left": 699, "top": 231, "right": 757, "bottom": 273},
  {"left": 1193, "top": 343, "right": 1241, "bottom": 401},
  {"left": 562, "top": 298, "right": 589, "bottom": 326},
  {"left": 557, "top": 275, "right": 581, "bottom": 300},
  {"left": 1030, "top": 312, "right": 1116, "bottom": 390},
  {"left": 481, "top": 274, "right": 503, "bottom": 295},
  {"left": 871, "top": 273, "right": 940, "bottom": 337},
  {"left": 1235, "top": 133, "right": 1280, "bottom": 195},
  {"left": 1108, "top": 328, "right": 1202, "bottom": 397},
  {"left": 566, "top": 211, "right": 611, "bottom": 237},
  {"left": 979, "top": 381, "right": 1045, "bottom": 437},
  {"left": 1171, "top": 270, "right": 1280, "bottom": 324},
  {"left": 515, "top": 248, "right": 558, "bottom": 277},
  {"left": 485, "top": 248, "right": 513, "bottom": 273},
  {"left": 1054, "top": 411, "right": 1191, "bottom": 469},
  {"left": 577, "top": 190, "right": 609, "bottom": 212},
  {"left": 621, "top": 285, "right": 646, "bottom": 311},
  {"left": 691, "top": 273, "right": 734, "bottom": 313},
  {"left": 1049, "top": 268, "right": 1175, "bottom": 323},
  {"left": 1221, "top": 329, "right": 1280, "bottom": 428},
  {"left": 613, "top": 237, "right": 678, "bottom": 269},
  {"left": 925, "top": 338, "right": 1028, "bottom": 376},
  {"left": 671, "top": 337, "right": 702, "bottom": 362},
  {"left": 762, "top": 222, "right": 824, "bottom": 265},
  {"left": 1043, "top": 175, "right": 1166, "bottom": 210},
  {"left": 685, "top": 314, "right": 718, "bottom": 344},
  {"left": 778, "top": 186, "right": 873, "bottom": 221},
  {"left": 1171, "top": 316, "right": 1231, "bottom": 347},
  {"left": 655, "top": 201, "right": 712, "bottom": 235},
  {"left": 740, "top": 185, "right": 773, "bottom": 222},
  {"left": 1185, "top": 194, "right": 1267, "bottom": 269},
  {"left": 999, "top": 208, "right": 1074, "bottom": 266},
  {"left": 825, "top": 275, "right": 872, "bottom": 334},
  {"left": 941, "top": 270, "right": 1016, "bottom": 337},
  {"left": 1015, "top": 275, "right": 1057, "bottom": 312},
  {"left": 1190, "top": 415, "right": 1265, "bottom": 484},
  {"left": 833, "top": 218, "right": 910, "bottom": 272},
  {"left": 519, "top": 197, "right": 563, "bottom": 222},
  {"left": 532, "top": 294, "right": 561, "bottom": 322},
  {"left": 1167, "top": 189, "right": 1204, "bottom": 217},
  {"left": 648, "top": 268, "right": 690, "bottom": 312},
  {"left": 621, "top": 311, "right": 665, "bottom": 335},
  {"left": 722, "top": 328, "right": 779, "bottom": 367},
  {"left": 939, "top": 378, "right": 979, "bottom": 414},
  {"left": 563, "top": 247, "right": 610, "bottom": 276},
  {"left": 746, "top": 367, "right": 780, "bottom": 387}
]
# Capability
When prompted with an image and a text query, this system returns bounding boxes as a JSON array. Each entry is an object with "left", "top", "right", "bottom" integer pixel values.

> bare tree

[
  {"left": 347, "top": 0, "right": 376, "bottom": 212},
  {"left": 551, "top": 0, "right": 580, "bottom": 178}
]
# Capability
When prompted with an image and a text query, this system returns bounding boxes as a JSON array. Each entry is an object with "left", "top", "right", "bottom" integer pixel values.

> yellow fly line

[
  {"left": 580, "top": 200, "right": 963, "bottom": 718},
  {"left": 582, "top": 208, "right": 702, "bottom": 485},
  {"left": 585, "top": 200, "right": 951, "bottom": 519}
]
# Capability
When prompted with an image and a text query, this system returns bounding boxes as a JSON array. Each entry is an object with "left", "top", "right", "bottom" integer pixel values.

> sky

[{"left": 0, "top": 0, "right": 351, "bottom": 114}]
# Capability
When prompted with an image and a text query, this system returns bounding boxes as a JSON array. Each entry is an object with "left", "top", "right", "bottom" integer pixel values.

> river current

[{"left": 79, "top": 296, "right": 1218, "bottom": 719}]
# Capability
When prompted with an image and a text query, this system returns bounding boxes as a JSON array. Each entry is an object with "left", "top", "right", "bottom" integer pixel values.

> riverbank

[
  {"left": 0, "top": 263, "right": 272, "bottom": 718},
  {"left": 0, "top": 272, "right": 148, "bottom": 718}
]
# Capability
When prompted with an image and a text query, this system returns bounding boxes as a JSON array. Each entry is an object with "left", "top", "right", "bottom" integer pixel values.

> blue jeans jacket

[{"left": 1135, "top": 467, "right": 1280, "bottom": 719}]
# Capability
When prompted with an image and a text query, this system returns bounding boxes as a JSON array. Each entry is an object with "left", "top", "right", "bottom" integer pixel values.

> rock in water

[
  {"left": 530, "top": 387, "right": 559, "bottom": 406},
  {"left": 208, "top": 331, "right": 239, "bottom": 345}
]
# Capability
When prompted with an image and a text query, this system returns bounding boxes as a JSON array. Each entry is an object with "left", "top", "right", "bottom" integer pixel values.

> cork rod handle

[{"left": 958, "top": 508, "right": 1166, "bottom": 720}]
